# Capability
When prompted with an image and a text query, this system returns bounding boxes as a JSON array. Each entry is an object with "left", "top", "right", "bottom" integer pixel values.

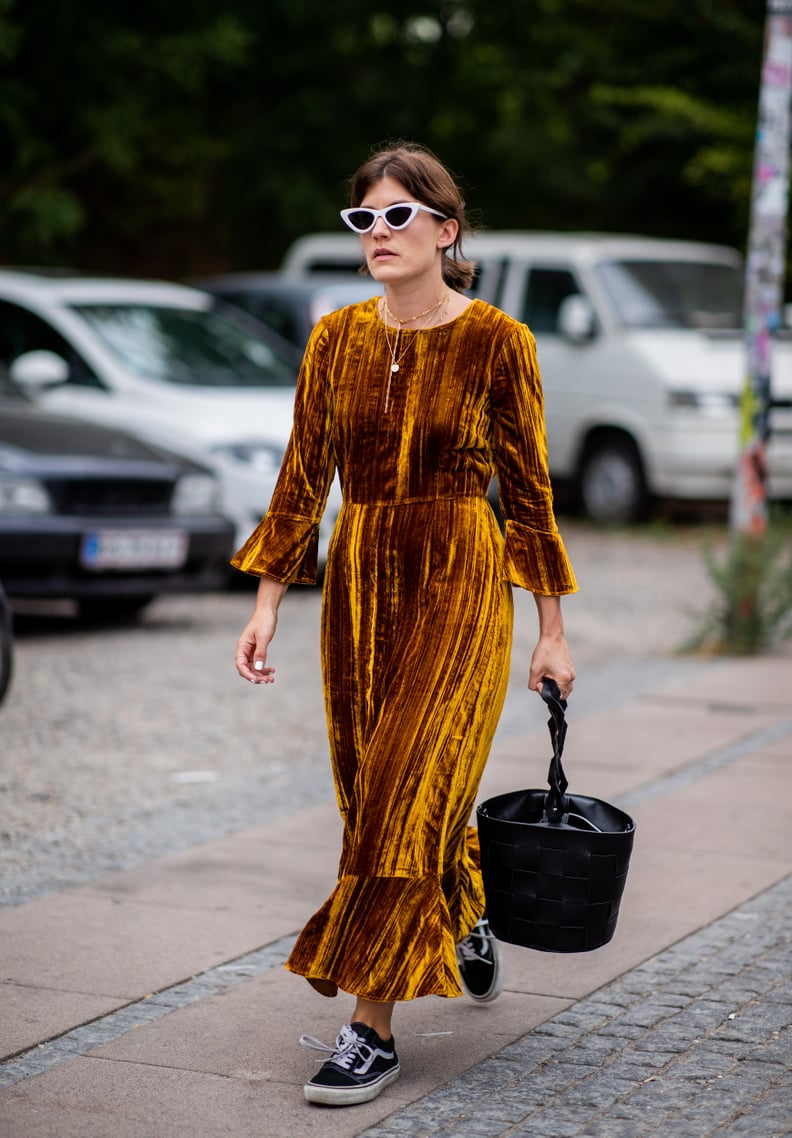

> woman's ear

[{"left": 436, "top": 217, "right": 459, "bottom": 250}]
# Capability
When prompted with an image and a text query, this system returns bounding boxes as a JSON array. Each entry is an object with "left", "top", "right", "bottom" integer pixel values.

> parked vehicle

[
  {"left": 0, "top": 270, "right": 340, "bottom": 560},
  {"left": 281, "top": 233, "right": 369, "bottom": 280},
  {"left": 0, "top": 370, "right": 236, "bottom": 621},
  {"left": 280, "top": 230, "right": 792, "bottom": 523},
  {"left": 0, "top": 580, "right": 11, "bottom": 705},
  {"left": 192, "top": 272, "right": 383, "bottom": 350}
]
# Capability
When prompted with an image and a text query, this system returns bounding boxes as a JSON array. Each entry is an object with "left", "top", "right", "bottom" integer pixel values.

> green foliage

[
  {"left": 685, "top": 523, "right": 792, "bottom": 655},
  {"left": 8, "top": 186, "right": 84, "bottom": 246},
  {"left": 0, "top": 1, "right": 253, "bottom": 271},
  {"left": 0, "top": 0, "right": 770, "bottom": 273}
]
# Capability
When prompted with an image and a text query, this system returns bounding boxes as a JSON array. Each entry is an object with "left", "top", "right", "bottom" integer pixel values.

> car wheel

[
  {"left": 0, "top": 584, "right": 13, "bottom": 706},
  {"left": 579, "top": 435, "right": 650, "bottom": 525},
  {"left": 77, "top": 594, "right": 156, "bottom": 623}
]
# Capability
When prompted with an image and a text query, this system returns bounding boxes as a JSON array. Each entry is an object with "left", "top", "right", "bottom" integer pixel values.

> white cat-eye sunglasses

[{"left": 340, "top": 202, "right": 447, "bottom": 234}]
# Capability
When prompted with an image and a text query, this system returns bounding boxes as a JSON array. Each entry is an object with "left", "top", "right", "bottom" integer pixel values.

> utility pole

[
  {"left": 731, "top": 0, "right": 792, "bottom": 536},
  {"left": 726, "top": 1, "right": 792, "bottom": 649}
]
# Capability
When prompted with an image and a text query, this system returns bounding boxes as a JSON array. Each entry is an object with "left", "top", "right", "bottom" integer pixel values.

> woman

[{"left": 233, "top": 142, "right": 577, "bottom": 1107}]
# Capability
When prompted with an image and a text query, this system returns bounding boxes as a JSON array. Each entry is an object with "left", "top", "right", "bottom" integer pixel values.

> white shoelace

[
  {"left": 299, "top": 1023, "right": 367, "bottom": 1071},
  {"left": 458, "top": 921, "right": 494, "bottom": 964},
  {"left": 458, "top": 937, "right": 493, "bottom": 963}
]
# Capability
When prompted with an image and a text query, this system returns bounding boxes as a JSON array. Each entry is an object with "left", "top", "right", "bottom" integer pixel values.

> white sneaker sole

[{"left": 304, "top": 1063, "right": 401, "bottom": 1106}]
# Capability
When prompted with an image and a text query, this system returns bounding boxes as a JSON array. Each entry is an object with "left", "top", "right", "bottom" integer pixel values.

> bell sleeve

[
  {"left": 230, "top": 320, "right": 336, "bottom": 585},
  {"left": 490, "top": 323, "right": 578, "bottom": 595}
]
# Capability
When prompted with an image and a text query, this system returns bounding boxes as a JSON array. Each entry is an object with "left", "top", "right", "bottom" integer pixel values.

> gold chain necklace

[
  {"left": 383, "top": 293, "right": 450, "bottom": 327},
  {"left": 381, "top": 291, "right": 450, "bottom": 413}
]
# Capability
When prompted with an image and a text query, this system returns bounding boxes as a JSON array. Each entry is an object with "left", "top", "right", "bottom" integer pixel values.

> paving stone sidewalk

[{"left": 361, "top": 875, "right": 792, "bottom": 1138}]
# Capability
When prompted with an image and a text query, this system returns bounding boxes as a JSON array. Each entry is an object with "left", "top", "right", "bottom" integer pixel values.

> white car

[
  {"left": 0, "top": 270, "right": 341, "bottom": 565},
  {"left": 281, "top": 231, "right": 792, "bottom": 522}
]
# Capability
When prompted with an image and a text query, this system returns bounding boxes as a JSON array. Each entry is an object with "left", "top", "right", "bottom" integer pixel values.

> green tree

[
  {"left": 0, "top": 0, "right": 768, "bottom": 275},
  {"left": 0, "top": 0, "right": 252, "bottom": 272}
]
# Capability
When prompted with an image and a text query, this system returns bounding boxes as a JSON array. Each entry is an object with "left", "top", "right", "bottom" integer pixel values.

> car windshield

[
  {"left": 71, "top": 304, "right": 298, "bottom": 386},
  {"left": 594, "top": 259, "right": 743, "bottom": 329},
  {"left": 0, "top": 367, "right": 27, "bottom": 400}
]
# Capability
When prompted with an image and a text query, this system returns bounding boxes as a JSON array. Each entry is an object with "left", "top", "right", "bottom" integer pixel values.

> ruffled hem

[
  {"left": 230, "top": 512, "right": 318, "bottom": 585},
  {"left": 502, "top": 519, "right": 578, "bottom": 594},
  {"left": 286, "top": 872, "right": 483, "bottom": 1002}
]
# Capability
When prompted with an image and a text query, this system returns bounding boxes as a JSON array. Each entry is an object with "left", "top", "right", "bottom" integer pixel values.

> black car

[
  {"left": 192, "top": 273, "right": 383, "bottom": 350},
  {"left": 0, "top": 581, "right": 11, "bottom": 704},
  {"left": 0, "top": 372, "right": 235, "bottom": 623}
]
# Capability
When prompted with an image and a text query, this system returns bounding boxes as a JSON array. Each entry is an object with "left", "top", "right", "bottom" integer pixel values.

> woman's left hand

[{"left": 528, "top": 632, "right": 576, "bottom": 702}]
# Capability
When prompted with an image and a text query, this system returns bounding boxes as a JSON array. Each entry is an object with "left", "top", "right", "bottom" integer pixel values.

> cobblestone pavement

[{"left": 360, "top": 876, "right": 792, "bottom": 1138}]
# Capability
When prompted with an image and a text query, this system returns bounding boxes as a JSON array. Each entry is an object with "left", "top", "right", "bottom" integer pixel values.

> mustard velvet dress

[{"left": 232, "top": 297, "right": 577, "bottom": 1003}]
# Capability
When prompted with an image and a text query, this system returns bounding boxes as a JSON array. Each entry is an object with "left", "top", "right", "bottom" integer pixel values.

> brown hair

[{"left": 349, "top": 141, "right": 476, "bottom": 291}]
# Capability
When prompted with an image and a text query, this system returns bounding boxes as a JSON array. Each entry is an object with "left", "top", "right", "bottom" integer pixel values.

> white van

[{"left": 281, "top": 231, "right": 792, "bottom": 523}]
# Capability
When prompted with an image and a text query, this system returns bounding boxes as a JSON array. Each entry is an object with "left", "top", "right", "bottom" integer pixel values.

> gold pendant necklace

[
  {"left": 381, "top": 291, "right": 450, "bottom": 413},
  {"left": 382, "top": 322, "right": 411, "bottom": 376}
]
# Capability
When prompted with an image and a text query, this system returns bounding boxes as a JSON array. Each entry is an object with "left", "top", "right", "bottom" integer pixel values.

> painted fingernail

[{"left": 254, "top": 660, "right": 264, "bottom": 671}]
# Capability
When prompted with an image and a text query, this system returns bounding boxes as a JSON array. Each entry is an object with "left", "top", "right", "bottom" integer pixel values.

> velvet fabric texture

[{"left": 232, "top": 298, "right": 577, "bottom": 1002}]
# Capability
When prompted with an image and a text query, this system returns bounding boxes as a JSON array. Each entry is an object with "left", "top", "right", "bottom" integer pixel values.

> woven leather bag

[{"left": 476, "top": 680, "right": 636, "bottom": 953}]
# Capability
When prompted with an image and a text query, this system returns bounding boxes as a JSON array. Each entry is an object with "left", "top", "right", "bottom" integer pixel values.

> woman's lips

[{"left": 373, "top": 248, "right": 396, "bottom": 259}]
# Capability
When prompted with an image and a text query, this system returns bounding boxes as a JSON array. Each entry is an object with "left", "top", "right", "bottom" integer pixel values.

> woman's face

[{"left": 358, "top": 175, "right": 457, "bottom": 287}]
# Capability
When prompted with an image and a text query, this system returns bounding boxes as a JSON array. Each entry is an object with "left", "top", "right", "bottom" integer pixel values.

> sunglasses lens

[
  {"left": 345, "top": 209, "right": 376, "bottom": 232},
  {"left": 383, "top": 205, "right": 415, "bottom": 229}
]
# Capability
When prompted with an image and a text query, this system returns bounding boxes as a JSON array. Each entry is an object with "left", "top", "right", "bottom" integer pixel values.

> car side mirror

[
  {"left": 9, "top": 350, "right": 69, "bottom": 390},
  {"left": 558, "top": 295, "right": 596, "bottom": 343}
]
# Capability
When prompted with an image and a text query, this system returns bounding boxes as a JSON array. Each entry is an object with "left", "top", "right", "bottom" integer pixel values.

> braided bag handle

[{"left": 539, "top": 677, "right": 569, "bottom": 824}]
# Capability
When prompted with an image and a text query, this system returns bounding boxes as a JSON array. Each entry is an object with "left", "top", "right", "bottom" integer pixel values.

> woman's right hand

[{"left": 234, "top": 577, "right": 288, "bottom": 684}]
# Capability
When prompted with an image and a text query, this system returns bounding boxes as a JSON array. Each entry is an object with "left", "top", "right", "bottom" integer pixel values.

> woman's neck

[
  {"left": 381, "top": 281, "right": 471, "bottom": 329},
  {"left": 382, "top": 277, "right": 450, "bottom": 326}
]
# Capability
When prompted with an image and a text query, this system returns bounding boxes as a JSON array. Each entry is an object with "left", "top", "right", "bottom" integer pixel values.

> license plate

[{"left": 80, "top": 530, "right": 189, "bottom": 570}]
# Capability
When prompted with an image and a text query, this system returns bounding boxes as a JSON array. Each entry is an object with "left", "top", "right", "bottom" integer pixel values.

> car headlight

[
  {"left": 210, "top": 441, "right": 285, "bottom": 475},
  {"left": 0, "top": 477, "right": 52, "bottom": 515},
  {"left": 668, "top": 390, "right": 739, "bottom": 415},
  {"left": 171, "top": 473, "right": 221, "bottom": 515}
]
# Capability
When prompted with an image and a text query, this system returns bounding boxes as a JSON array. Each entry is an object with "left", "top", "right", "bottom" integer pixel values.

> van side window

[
  {"left": 522, "top": 269, "right": 580, "bottom": 333},
  {"left": 0, "top": 301, "right": 103, "bottom": 388},
  {"left": 468, "top": 259, "right": 507, "bottom": 305}
]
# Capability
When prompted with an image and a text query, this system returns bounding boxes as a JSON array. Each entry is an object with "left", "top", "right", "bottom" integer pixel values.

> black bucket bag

[{"left": 476, "top": 679, "right": 636, "bottom": 953}]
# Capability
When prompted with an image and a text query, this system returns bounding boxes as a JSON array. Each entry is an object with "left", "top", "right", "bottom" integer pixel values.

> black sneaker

[
  {"left": 301, "top": 1021, "right": 400, "bottom": 1106},
  {"left": 457, "top": 916, "right": 504, "bottom": 1002}
]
